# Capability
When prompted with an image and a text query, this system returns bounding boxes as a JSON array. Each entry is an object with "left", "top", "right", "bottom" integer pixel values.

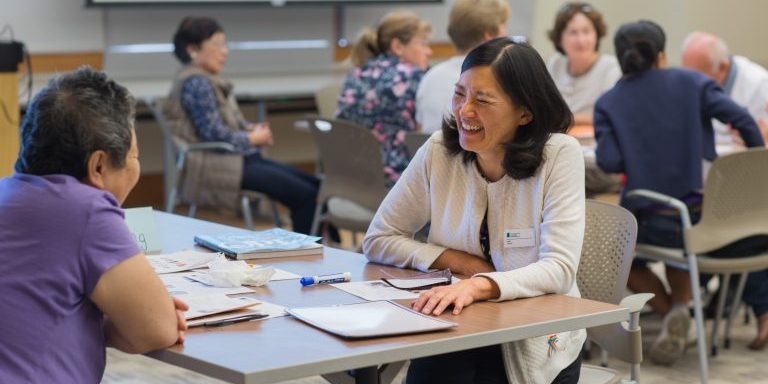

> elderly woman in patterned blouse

[{"left": 336, "top": 11, "right": 432, "bottom": 187}]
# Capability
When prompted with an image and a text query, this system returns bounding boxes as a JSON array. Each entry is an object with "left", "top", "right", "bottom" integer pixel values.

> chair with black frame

[
  {"left": 578, "top": 200, "right": 653, "bottom": 384},
  {"left": 303, "top": 117, "right": 388, "bottom": 249},
  {"left": 628, "top": 148, "right": 768, "bottom": 384},
  {"left": 144, "top": 97, "right": 282, "bottom": 230}
]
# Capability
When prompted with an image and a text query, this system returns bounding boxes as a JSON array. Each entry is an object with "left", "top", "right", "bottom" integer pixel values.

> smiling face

[
  {"left": 452, "top": 65, "right": 531, "bottom": 163},
  {"left": 189, "top": 31, "right": 229, "bottom": 74},
  {"left": 560, "top": 13, "right": 598, "bottom": 63}
]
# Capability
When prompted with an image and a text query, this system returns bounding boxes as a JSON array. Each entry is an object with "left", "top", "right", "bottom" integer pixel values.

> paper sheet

[
  {"left": 160, "top": 273, "right": 253, "bottom": 296},
  {"left": 148, "top": 251, "right": 220, "bottom": 274},
  {"left": 187, "top": 300, "right": 287, "bottom": 327},
  {"left": 183, "top": 294, "right": 260, "bottom": 320},
  {"left": 331, "top": 280, "right": 420, "bottom": 301},
  {"left": 332, "top": 277, "right": 462, "bottom": 301}
]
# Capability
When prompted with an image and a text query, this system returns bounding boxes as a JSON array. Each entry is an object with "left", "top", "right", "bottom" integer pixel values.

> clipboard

[
  {"left": 286, "top": 300, "right": 457, "bottom": 338},
  {"left": 381, "top": 269, "right": 452, "bottom": 290}
]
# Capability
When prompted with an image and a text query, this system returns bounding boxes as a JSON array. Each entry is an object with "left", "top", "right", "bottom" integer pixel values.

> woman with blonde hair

[{"left": 336, "top": 11, "right": 432, "bottom": 187}]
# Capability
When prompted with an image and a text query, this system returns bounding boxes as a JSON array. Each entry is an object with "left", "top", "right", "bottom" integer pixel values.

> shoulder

[
  {"left": 545, "top": 133, "right": 581, "bottom": 155},
  {"left": 546, "top": 54, "right": 566, "bottom": 72},
  {"left": 181, "top": 75, "right": 214, "bottom": 93}
]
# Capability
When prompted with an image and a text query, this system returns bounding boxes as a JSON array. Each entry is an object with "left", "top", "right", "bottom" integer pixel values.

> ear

[
  {"left": 520, "top": 108, "right": 534, "bottom": 126},
  {"left": 83, "top": 150, "right": 109, "bottom": 190},
  {"left": 186, "top": 43, "right": 200, "bottom": 61},
  {"left": 390, "top": 38, "right": 405, "bottom": 57}
]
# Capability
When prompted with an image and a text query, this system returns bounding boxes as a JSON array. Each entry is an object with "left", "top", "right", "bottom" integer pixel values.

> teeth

[{"left": 463, "top": 124, "right": 482, "bottom": 131}]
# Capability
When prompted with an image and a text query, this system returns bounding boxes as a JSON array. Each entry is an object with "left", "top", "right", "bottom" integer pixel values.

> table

[{"left": 149, "top": 211, "right": 627, "bottom": 384}]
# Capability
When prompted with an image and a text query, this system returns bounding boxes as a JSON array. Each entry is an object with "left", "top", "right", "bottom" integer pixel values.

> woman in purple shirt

[{"left": 0, "top": 68, "right": 186, "bottom": 383}]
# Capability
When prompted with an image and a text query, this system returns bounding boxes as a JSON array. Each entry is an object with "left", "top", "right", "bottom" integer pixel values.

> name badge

[{"left": 504, "top": 228, "right": 535, "bottom": 248}]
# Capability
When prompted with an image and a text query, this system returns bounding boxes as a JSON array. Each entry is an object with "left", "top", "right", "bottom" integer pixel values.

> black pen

[{"left": 203, "top": 313, "right": 269, "bottom": 327}]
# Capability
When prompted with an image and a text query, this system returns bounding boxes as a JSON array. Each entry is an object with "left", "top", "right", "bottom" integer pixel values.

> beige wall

[{"left": 531, "top": 0, "right": 768, "bottom": 67}]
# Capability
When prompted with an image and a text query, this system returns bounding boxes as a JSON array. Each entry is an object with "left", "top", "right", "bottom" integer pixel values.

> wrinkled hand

[
  {"left": 247, "top": 122, "right": 274, "bottom": 147},
  {"left": 172, "top": 297, "right": 189, "bottom": 344},
  {"left": 411, "top": 277, "right": 498, "bottom": 316}
]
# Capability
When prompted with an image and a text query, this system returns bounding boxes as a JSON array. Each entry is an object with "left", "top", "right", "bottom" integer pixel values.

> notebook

[
  {"left": 194, "top": 228, "right": 323, "bottom": 260},
  {"left": 286, "top": 300, "right": 457, "bottom": 338}
]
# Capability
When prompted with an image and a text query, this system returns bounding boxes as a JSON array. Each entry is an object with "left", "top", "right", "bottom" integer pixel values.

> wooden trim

[
  {"left": 0, "top": 72, "right": 20, "bottom": 177},
  {"left": 19, "top": 52, "right": 104, "bottom": 74},
  {"left": 334, "top": 41, "right": 456, "bottom": 62}
]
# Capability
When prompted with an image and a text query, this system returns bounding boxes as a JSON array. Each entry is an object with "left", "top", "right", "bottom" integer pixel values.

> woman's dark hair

[
  {"left": 15, "top": 67, "right": 135, "bottom": 179},
  {"left": 442, "top": 37, "right": 573, "bottom": 180},
  {"left": 548, "top": 2, "right": 607, "bottom": 55},
  {"left": 614, "top": 20, "right": 666, "bottom": 75},
  {"left": 172, "top": 16, "right": 224, "bottom": 64}
]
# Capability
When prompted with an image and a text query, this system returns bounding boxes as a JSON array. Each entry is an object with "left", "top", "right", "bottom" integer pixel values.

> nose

[{"left": 459, "top": 98, "right": 476, "bottom": 118}]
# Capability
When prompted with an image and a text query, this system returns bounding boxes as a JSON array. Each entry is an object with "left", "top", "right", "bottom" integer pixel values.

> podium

[{"left": 0, "top": 71, "right": 19, "bottom": 177}]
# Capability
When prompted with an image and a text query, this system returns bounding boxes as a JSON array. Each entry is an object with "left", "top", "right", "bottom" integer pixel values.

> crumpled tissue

[{"left": 197, "top": 257, "right": 276, "bottom": 287}]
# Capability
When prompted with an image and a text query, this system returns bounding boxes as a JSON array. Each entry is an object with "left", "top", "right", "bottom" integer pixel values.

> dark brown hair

[
  {"left": 442, "top": 37, "right": 573, "bottom": 180},
  {"left": 547, "top": 2, "right": 607, "bottom": 55}
]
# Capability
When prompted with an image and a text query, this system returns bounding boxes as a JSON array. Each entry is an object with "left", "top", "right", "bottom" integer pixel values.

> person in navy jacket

[{"left": 594, "top": 20, "right": 764, "bottom": 366}]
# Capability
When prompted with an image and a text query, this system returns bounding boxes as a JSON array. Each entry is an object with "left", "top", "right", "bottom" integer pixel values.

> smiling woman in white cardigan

[{"left": 363, "top": 38, "right": 586, "bottom": 384}]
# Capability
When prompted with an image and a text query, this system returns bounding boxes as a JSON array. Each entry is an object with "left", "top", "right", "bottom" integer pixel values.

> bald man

[{"left": 682, "top": 31, "right": 768, "bottom": 152}]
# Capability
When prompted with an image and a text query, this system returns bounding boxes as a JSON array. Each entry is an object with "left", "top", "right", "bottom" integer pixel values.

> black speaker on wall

[{"left": 0, "top": 41, "right": 24, "bottom": 72}]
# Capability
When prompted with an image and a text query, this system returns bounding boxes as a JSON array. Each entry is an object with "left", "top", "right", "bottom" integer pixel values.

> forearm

[
  {"left": 430, "top": 249, "right": 494, "bottom": 277},
  {"left": 104, "top": 318, "right": 143, "bottom": 353}
]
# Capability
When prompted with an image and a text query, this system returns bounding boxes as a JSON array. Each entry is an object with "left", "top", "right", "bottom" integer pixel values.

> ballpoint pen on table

[
  {"left": 203, "top": 313, "right": 269, "bottom": 327},
  {"left": 300, "top": 272, "right": 352, "bottom": 286}
]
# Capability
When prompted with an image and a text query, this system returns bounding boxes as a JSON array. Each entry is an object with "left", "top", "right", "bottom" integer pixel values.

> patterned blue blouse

[
  {"left": 335, "top": 54, "right": 425, "bottom": 187},
  {"left": 180, "top": 75, "right": 255, "bottom": 154}
]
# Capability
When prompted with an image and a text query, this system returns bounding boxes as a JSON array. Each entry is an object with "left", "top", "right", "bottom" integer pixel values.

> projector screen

[{"left": 87, "top": 0, "right": 440, "bottom": 5}]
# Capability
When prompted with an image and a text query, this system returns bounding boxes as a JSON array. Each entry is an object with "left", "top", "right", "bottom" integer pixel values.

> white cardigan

[{"left": 363, "top": 131, "right": 586, "bottom": 384}]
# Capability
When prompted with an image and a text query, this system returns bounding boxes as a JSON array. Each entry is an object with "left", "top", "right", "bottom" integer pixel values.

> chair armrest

[
  {"left": 625, "top": 189, "right": 693, "bottom": 230},
  {"left": 184, "top": 142, "right": 236, "bottom": 153},
  {"left": 619, "top": 293, "right": 655, "bottom": 313}
]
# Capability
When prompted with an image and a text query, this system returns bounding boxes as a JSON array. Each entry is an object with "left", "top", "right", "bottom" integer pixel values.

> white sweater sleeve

[
  {"left": 362, "top": 136, "right": 447, "bottom": 271},
  {"left": 477, "top": 138, "right": 586, "bottom": 301}
]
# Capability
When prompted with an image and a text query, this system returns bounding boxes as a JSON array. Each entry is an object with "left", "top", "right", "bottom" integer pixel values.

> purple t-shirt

[{"left": 0, "top": 173, "right": 140, "bottom": 383}]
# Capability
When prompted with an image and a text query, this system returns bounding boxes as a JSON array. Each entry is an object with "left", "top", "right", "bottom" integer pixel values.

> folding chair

[
  {"left": 628, "top": 148, "right": 768, "bottom": 384},
  {"left": 144, "top": 97, "right": 282, "bottom": 230},
  {"left": 304, "top": 117, "right": 388, "bottom": 249}
]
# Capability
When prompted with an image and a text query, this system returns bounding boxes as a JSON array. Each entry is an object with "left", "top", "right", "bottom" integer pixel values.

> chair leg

[
  {"left": 600, "top": 349, "right": 609, "bottom": 367},
  {"left": 188, "top": 204, "right": 197, "bottom": 218},
  {"left": 711, "top": 274, "right": 732, "bottom": 356},
  {"left": 165, "top": 186, "right": 177, "bottom": 213},
  {"left": 688, "top": 255, "right": 709, "bottom": 384},
  {"left": 241, "top": 196, "right": 254, "bottom": 230},
  {"left": 269, "top": 199, "right": 282, "bottom": 228},
  {"left": 310, "top": 202, "right": 324, "bottom": 237},
  {"left": 724, "top": 272, "right": 748, "bottom": 349}
]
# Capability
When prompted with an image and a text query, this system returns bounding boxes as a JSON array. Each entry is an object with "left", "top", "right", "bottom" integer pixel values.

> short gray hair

[
  {"left": 682, "top": 31, "right": 729, "bottom": 72},
  {"left": 15, "top": 67, "right": 135, "bottom": 179}
]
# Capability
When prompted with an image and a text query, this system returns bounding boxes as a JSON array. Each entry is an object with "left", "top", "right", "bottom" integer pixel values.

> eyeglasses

[{"left": 557, "top": 3, "right": 595, "bottom": 16}]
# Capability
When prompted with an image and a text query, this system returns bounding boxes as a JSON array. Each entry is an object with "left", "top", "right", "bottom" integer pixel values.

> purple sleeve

[{"left": 80, "top": 195, "right": 141, "bottom": 295}]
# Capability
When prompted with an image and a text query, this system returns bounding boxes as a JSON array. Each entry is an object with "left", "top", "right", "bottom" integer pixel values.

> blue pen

[{"left": 300, "top": 272, "right": 352, "bottom": 286}]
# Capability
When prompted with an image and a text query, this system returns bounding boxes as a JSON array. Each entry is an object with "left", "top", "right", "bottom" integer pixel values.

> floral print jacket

[{"left": 336, "top": 54, "right": 425, "bottom": 187}]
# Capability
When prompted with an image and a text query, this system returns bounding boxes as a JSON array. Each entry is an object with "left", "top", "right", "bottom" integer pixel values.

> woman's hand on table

[{"left": 411, "top": 276, "right": 500, "bottom": 316}]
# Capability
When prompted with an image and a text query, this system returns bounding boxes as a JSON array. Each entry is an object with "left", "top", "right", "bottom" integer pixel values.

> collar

[{"left": 722, "top": 56, "right": 738, "bottom": 95}]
